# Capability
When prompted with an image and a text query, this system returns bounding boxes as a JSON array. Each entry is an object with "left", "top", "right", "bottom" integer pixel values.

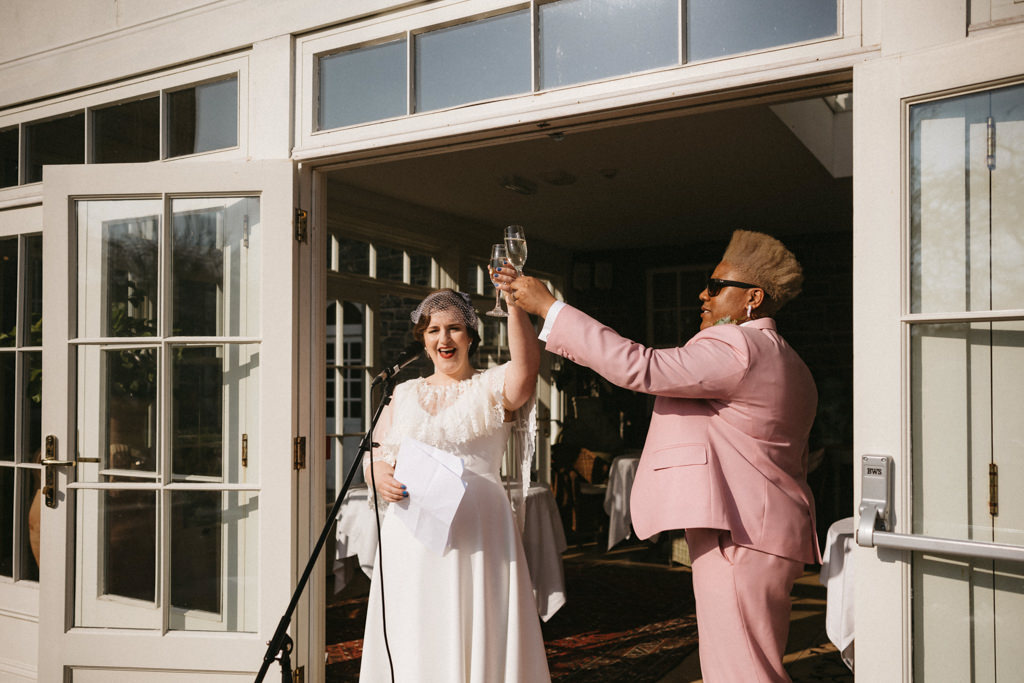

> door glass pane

[
  {"left": 93, "top": 96, "right": 160, "bottom": 163},
  {"left": 167, "top": 78, "right": 238, "bottom": 157},
  {"left": 0, "top": 238, "right": 17, "bottom": 347},
  {"left": 0, "top": 353, "right": 14, "bottom": 461},
  {"left": 76, "top": 199, "right": 160, "bottom": 339},
  {"left": 0, "top": 127, "right": 17, "bottom": 188},
  {"left": 20, "top": 468, "right": 40, "bottom": 581},
  {"left": 910, "top": 82, "right": 1024, "bottom": 313},
  {"left": 686, "top": 0, "right": 838, "bottom": 62},
  {"left": 171, "top": 345, "right": 257, "bottom": 484},
  {"left": 24, "top": 235, "right": 42, "bottom": 346},
  {"left": 106, "top": 347, "right": 158, "bottom": 474},
  {"left": 911, "top": 320, "right": 1024, "bottom": 681},
  {"left": 415, "top": 10, "right": 531, "bottom": 113},
  {"left": 75, "top": 487, "right": 159, "bottom": 628},
  {"left": 539, "top": 0, "right": 679, "bottom": 90},
  {"left": 169, "top": 490, "right": 258, "bottom": 632},
  {"left": 319, "top": 39, "right": 408, "bottom": 129},
  {"left": 171, "top": 196, "right": 260, "bottom": 337},
  {"left": 75, "top": 346, "right": 158, "bottom": 481},
  {"left": 25, "top": 111, "right": 84, "bottom": 183}
]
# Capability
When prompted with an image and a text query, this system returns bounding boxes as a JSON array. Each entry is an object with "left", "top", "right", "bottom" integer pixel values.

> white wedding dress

[{"left": 359, "top": 364, "right": 551, "bottom": 683}]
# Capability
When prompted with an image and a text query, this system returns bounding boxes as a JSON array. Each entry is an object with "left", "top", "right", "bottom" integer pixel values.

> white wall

[{"left": 0, "top": 0, "right": 418, "bottom": 107}]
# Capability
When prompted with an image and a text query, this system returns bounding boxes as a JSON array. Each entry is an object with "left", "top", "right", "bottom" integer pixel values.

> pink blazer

[{"left": 546, "top": 306, "right": 820, "bottom": 564}]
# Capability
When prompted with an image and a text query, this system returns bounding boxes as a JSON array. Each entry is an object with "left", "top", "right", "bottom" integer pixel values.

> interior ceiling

[{"left": 325, "top": 96, "right": 852, "bottom": 252}]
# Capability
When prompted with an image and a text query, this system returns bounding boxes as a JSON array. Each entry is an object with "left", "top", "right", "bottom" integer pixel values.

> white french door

[
  {"left": 853, "top": 33, "right": 1024, "bottom": 682},
  {"left": 39, "top": 161, "right": 297, "bottom": 681}
]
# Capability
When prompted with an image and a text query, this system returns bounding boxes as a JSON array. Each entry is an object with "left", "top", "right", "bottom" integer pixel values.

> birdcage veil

[{"left": 410, "top": 289, "right": 479, "bottom": 330}]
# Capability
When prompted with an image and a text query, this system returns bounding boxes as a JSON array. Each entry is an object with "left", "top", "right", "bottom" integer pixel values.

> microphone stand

[{"left": 255, "top": 375, "right": 397, "bottom": 682}]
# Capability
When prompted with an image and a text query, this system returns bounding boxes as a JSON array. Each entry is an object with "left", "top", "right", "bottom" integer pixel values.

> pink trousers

[{"left": 686, "top": 528, "right": 804, "bottom": 683}]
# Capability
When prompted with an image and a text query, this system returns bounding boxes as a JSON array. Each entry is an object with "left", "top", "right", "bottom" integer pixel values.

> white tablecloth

[
  {"left": 819, "top": 516, "right": 855, "bottom": 671},
  {"left": 604, "top": 455, "right": 641, "bottom": 550},
  {"left": 334, "top": 482, "right": 567, "bottom": 621}
]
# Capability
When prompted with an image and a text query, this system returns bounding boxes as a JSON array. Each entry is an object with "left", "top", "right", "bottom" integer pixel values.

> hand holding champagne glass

[
  {"left": 504, "top": 225, "right": 527, "bottom": 274},
  {"left": 486, "top": 243, "right": 508, "bottom": 317}
]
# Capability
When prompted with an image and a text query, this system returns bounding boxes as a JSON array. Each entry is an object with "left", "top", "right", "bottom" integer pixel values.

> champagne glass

[
  {"left": 486, "top": 243, "right": 508, "bottom": 317},
  {"left": 504, "top": 224, "right": 527, "bottom": 274}
]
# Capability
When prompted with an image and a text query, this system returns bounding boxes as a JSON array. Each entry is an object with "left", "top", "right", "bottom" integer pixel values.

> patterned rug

[{"left": 326, "top": 547, "right": 699, "bottom": 682}]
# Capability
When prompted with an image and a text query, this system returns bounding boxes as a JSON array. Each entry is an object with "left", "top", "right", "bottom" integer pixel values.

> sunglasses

[{"left": 706, "top": 278, "right": 759, "bottom": 297}]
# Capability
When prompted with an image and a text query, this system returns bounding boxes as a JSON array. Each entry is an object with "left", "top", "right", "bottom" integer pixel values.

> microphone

[{"left": 371, "top": 342, "right": 423, "bottom": 387}]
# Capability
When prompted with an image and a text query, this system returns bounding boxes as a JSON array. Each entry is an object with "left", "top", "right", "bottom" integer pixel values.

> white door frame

[
  {"left": 852, "top": 28, "right": 1024, "bottom": 682},
  {"left": 39, "top": 161, "right": 298, "bottom": 681}
]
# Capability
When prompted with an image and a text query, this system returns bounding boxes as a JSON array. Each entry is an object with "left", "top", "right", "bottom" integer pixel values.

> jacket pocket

[{"left": 646, "top": 443, "right": 708, "bottom": 470}]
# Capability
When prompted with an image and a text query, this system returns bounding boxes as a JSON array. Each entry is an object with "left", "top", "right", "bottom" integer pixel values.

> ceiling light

[{"left": 500, "top": 175, "right": 537, "bottom": 195}]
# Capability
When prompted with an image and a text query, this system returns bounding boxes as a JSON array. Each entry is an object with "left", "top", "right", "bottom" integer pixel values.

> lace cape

[{"left": 369, "top": 364, "right": 537, "bottom": 530}]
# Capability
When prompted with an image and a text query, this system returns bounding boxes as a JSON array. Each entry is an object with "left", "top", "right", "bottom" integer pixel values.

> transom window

[
  {"left": 314, "top": 0, "right": 839, "bottom": 130},
  {"left": 0, "top": 76, "right": 238, "bottom": 188}
]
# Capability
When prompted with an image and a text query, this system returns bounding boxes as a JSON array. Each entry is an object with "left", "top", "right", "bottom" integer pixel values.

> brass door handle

[{"left": 41, "top": 435, "right": 76, "bottom": 508}]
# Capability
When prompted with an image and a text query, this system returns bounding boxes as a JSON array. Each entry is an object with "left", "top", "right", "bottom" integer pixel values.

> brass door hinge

[
  {"left": 295, "top": 208, "right": 308, "bottom": 243},
  {"left": 989, "top": 462, "right": 998, "bottom": 517},
  {"left": 292, "top": 665, "right": 304, "bottom": 683},
  {"left": 986, "top": 115, "right": 996, "bottom": 171},
  {"left": 293, "top": 436, "right": 306, "bottom": 470},
  {"left": 241, "top": 433, "right": 248, "bottom": 468}
]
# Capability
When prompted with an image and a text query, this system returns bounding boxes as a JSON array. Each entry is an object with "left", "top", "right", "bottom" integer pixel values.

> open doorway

[{"left": 319, "top": 86, "right": 854, "bottom": 681}]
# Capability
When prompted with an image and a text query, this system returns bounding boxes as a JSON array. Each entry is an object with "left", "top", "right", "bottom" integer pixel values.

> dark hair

[{"left": 412, "top": 310, "right": 481, "bottom": 355}]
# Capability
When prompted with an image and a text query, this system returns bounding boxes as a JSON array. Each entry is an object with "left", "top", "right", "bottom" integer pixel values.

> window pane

[
  {"left": 167, "top": 78, "right": 238, "bottom": 157},
  {"left": 172, "top": 196, "right": 260, "bottom": 337},
  {"left": 172, "top": 347, "right": 223, "bottom": 480},
  {"left": 0, "top": 238, "right": 17, "bottom": 348},
  {"left": 105, "top": 347, "right": 157, "bottom": 474},
  {"left": 20, "top": 468, "right": 40, "bottom": 581},
  {"left": 687, "top": 0, "right": 838, "bottom": 62},
  {"left": 76, "top": 199, "right": 160, "bottom": 339},
  {"left": 337, "top": 237, "right": 370, "bottom": 275},
  {"left": 93, "top": 96, "right": 160, "bottom": 163},
  {"left": 910, "top": 83, "right": 1024, "bottom": 313},
  {"left": 375, "top": 244, "right": 404, "bottom": 282},
  {"left": 171, "top": 345, "right": 257, "bottom": 483},
  {"left": 0, "top": 467, "right": 11, "bottom": 576},
  {"left": 464, "top": 264, "right": 483, "bottom": 295},
  {"left": 169, "top": 490, "right": 258, "bottom": 631},
  {"left": 22, "top": 352, "right": 41, "bottom": 461},
  {"left": 75, "top": 486, "right": 159, "bottom": 628},
  {"left": 0, "top": 127, "right": 17, "bottom": 188},
  {"left": 539, "top": 0, "right": 678, "bottom": 90},
  {"left": 25, "top": 111, "right": 84, "bottom": 183},
  {"left": 409, "top": 251, "right": 432, "bottom": 287},
  {"left": 0, "top": 354, "right": 14, "bottom": 461},
  {"left": 415, "top": 10, "right": 531, "bottom": 113},
  {"left": 24, "top": 235, "right": 42, "bottom": 347},
  {"left": 319, "top": 39, "right": 407, "bottom": 129},
  {"left": 103, "top": 487, "right": 158, "bottom": 603}
]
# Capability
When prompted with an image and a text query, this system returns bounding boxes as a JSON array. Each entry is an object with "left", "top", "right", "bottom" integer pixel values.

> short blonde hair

[{"left": 721, "top": 230, "right": 803, "bottom": 313}]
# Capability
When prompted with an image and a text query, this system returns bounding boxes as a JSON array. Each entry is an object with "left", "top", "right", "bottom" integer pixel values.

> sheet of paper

[{"left": 392, "top": 437, "right": 467, "bottom": 556}]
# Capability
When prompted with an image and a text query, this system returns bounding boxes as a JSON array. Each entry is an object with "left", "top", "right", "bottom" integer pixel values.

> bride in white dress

[{"left": 360, "top": 288, "right": 551, "bottom": 682}]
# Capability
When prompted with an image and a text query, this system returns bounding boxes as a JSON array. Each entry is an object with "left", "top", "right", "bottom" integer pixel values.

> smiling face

[
  {"left": 421, "top": 307, "right": 475, "bottom": 380},
  {"left": 698, "top": 262, "right": 764, "bottom": 330}
]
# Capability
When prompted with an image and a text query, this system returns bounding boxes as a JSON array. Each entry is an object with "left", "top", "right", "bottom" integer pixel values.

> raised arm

[{"left": 502, "top": 297, "right": 540, "bottom": 411}]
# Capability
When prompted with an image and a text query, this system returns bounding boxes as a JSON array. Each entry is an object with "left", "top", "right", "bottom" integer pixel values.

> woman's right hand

[{"left": 369, "top": 460, "right": 407, "bottom": 503}]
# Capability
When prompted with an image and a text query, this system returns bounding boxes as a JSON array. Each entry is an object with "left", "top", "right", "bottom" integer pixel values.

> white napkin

[{"left": 392, "top": 437, "right": 467, "bottom": 556}]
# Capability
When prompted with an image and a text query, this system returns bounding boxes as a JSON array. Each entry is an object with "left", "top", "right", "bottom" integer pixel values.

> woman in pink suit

[{"left": 497, "top": 230, "right": 819, "bottom": 683}]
